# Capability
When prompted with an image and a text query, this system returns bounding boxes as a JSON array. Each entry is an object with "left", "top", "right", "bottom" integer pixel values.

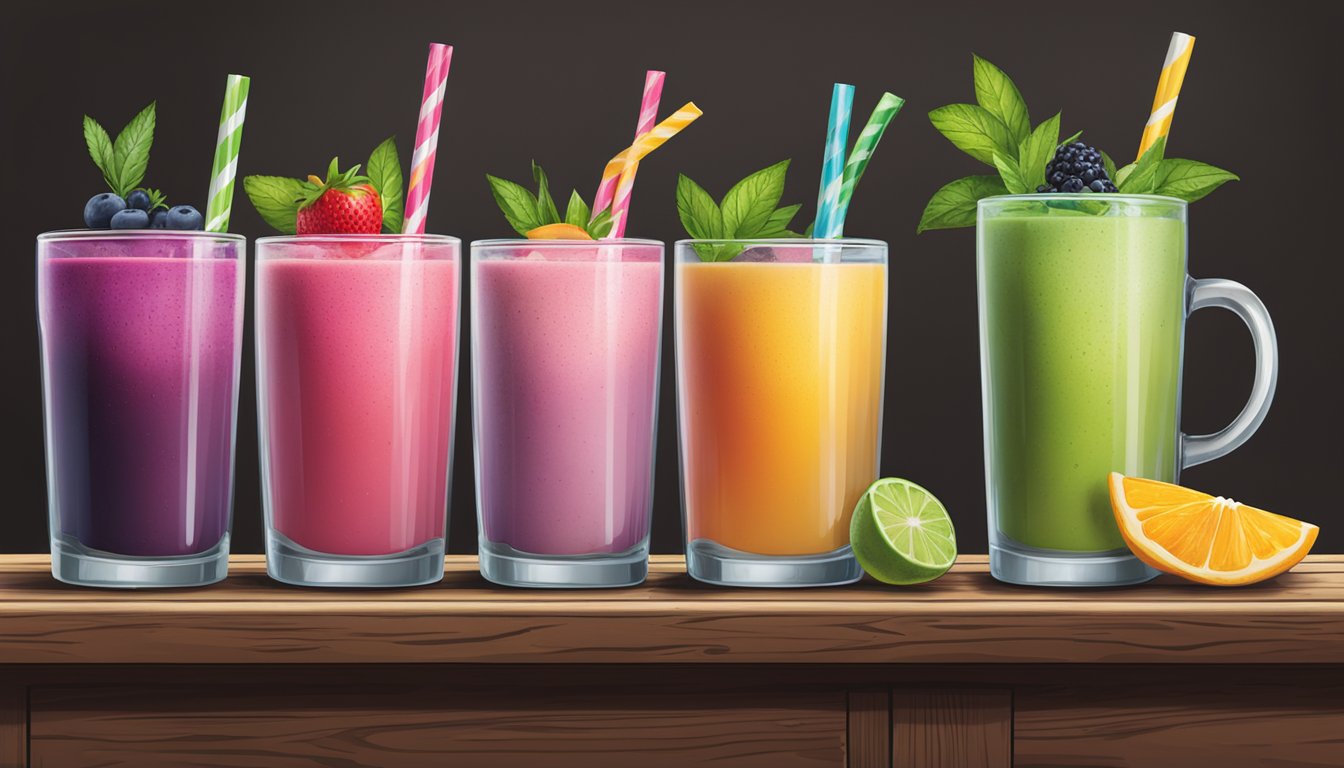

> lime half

[{"left": 850, "top": 478, "right": 957, "bottom": 585}]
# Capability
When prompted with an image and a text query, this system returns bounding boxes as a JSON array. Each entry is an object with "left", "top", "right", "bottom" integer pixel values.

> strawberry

[{"left": 294, "top": 158, "right": 384, "bottom": 235}]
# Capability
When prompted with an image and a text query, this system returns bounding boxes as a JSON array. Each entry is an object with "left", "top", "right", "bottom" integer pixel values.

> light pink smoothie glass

[
  {"left": 471, "top": 239, "right": 663, "bottom": 588},
  {"left": 256, "top": 234, "right": 461, "bottom": 587}
]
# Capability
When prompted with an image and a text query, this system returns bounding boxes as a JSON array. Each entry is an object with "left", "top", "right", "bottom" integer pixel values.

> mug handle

[{"left": 1180, "top": 277, "right": 1279, "bottom": 469}]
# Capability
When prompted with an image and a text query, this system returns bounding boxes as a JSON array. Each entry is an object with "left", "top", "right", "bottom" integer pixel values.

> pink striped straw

[
  {"left": 402, "top": 43, "right": 453, "bottom": 235},
  {"left": 594, "top": 70, "right": 665, "bottom": 235}
]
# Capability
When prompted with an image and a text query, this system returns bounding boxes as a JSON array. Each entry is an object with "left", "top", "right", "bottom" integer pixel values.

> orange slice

[
  {"left": 1108, "top": 472, "right": 1318, "bottom": 586},
  {"left": 525, "top": 223, "right": 592, "bottom": 240}
]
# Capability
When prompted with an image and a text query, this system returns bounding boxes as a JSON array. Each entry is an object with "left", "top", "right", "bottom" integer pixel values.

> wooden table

[{"left": 0, "top": 554, "right": 1339, "bottom": 767}]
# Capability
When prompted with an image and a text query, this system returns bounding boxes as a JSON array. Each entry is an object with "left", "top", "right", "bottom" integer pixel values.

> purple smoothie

[{"left": 37, "top": 233, "right": 244, "bottom": 557}]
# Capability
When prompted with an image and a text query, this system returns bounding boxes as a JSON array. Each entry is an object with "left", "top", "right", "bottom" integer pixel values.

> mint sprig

[
  {"left": 918, "top": 55, "right": 1238, "bottom": 233},
  {"left": 675, "top": 160, "right": 803, "bottom": 261},
  {"left": 242, "top": 140, "right": 407, "bottom": 234},
  {"left": 366, "top": 137, "right": 404, "bottom": 233},
  {"left": 485, "top": 162, "right": 612, "bottom": 239},
  {"left": 83, "top": 102, "right": 156, "bottom": 198}
]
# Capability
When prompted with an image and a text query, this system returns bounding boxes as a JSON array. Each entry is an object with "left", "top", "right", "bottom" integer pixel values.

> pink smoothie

[
  {"left": 257, "top": 242, "right": 460, "bottom": 556},
  {"left": 472, "top": 246, "right": 662, "bottom": 556}
]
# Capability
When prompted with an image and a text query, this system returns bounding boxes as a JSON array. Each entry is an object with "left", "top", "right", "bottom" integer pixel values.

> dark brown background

[{"left": 2, "top": 1, "right": 1339, "bottom": 555}]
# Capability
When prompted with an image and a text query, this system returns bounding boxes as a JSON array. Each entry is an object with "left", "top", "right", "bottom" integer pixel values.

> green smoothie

[{"left": 978, "top": 199, "right": 1186, "bottom": 552}]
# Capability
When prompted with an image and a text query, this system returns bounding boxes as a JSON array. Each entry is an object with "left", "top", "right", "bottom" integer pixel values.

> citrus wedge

[
  {"left": 850, "top": 478, "right": 957, "bottom": 585},
  {"left": 525, "top": 223, "right": 593, "bottom": 240},
  {"left": 1108, "top": 472, "right": 1317, "bottom": 586}
]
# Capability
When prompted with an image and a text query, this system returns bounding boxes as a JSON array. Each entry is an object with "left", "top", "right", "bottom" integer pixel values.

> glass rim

[
  {"left": 675, "top": 237, "right": 885, "bottom": 248},
  {"left": 979, "top": 193, "right": 1187, "bottom": 209},
  {"left": 38, "top": 229, "right": 246, "bottom": 244},
  {"left": 471, "top": 238, "right": 663, "bottom": 249},
  {"left": 257, "top": 233, "right": 460, "bottom": 246}
]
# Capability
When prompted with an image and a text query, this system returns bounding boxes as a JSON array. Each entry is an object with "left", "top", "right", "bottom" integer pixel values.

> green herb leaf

[
  {"left": 992, "top": 151, "right": 1029, "bottom": 194},
  {"left": 82, "top": 116, "right": 118, "bottom": 193},
  {"left": 1118, "top": 136, "right": 1166, "bottom": 194},
  {"left": 143, "top": 188, "right": 168, "bottom": 213},
  {"left": 367, "top": 137, "right": 404, "bottom": 234},
  {"left": 1114, "top": 163, "right": 1136, "bottom": 187},
  {"left": 1016, "top": 112, "right": 1060, "bottom": 191},
  {"left": 928, "top": 104, "right": 1017, "bottom": 167},
  {"left": 675, "top": 174, "right": 724, "bottom": 240},
  {"left": 761, "top": 204, "right": 801, "bottom": 236},
  {"left": 564, "top": 190, "right": 591, "bottom": 228},
  {"left": 1059, "top": 130, "right": 1083, "bottom": 147},
  {"left": 532, "top": 161, "right": 561, "bottom": 226},
  {"left": 486, "top": 174, "right": 543, "bottom": 235},
  {"left": 721, "top": 159, "right": 788, "bottom": 238},
  {"left": 1152, "top": 159, "right": 1239, "bottom": 202},
  {"left": 587, "top": 207, "right": 614, "bottom": 239},
  {"left": 917, "top": 175, "right": 1007, "bottom": 233},
  {"left": 972, "top": 54, "right": 1031, "bottom": 145},
  {"left": 242, "top": 175, "right": 305, "bottom": 234},
  {"left": 1100, "top": 150, "right": 1118, "bottom": 182},
  {"left": 111, "top": 102, "right": 155, "bottom": 197}
]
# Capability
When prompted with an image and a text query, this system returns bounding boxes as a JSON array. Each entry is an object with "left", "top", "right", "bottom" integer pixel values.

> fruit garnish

[
  {"left": 487, "top": 161, "right": 613, "bottom": 240},
  {"left": 675, "top": 159, "right": 805, "bottom": 262},
  {"left": 849, "top": 478, "right": 957, "bottom": 585},
  {"left": 525, "top": 223, "right": 593, "bottom": 240},
  {"left": 243, "top": 137, "right": 405, "bottom": 235},
  {"left": 1108, "top": 473, "right": 1318, "bottom": 586},
  {"left": 1039, "top": 141, "right": 1117, "bottom": 193},
  {"left": 917, "top": 55, "right": 1238, "bottom": 233}
]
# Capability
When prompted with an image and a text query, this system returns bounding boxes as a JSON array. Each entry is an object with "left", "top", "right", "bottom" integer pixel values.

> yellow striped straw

[
  {"left": 1137, "top": 31, "right": 1195, "bottom": 160},
  {"left": 596, "top": 103, "right": 703, "bottom": 202}
]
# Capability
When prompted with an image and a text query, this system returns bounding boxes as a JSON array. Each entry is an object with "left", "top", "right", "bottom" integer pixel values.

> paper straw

[
  {"left": 1137, "top": 31, "right": 1195, "bottom": 160},
  {"left": 403, "top": 42, "right": 454, "bottom": 235},
  {"left": 204, "top": 74, "right": 250, "bottom": 233},
  {"left": 604, "top": 70, "right": 666, "bottom": 239},
  {"left": 831, "top": 91, "right": 904, "bottom": 237},
  {"left": 593, "top": 103, "right": 703, "bottom": 212},
  {"left": 813, "top": 83, "right": 854, "bottom": 240}
]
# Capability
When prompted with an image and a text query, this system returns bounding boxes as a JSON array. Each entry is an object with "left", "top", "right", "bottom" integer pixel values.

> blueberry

[
  {"left": 150, "top": 210, "right": 169, "bottom": 229},
  {"left": 110, "top": 208, "right": 150, "bottom": 229},
  {"left": 165, "top": 205, "right": 204, "bottom": 230},
  {"left": 1089, "top": 180, "right": 1108, "bottom": 193},
  {"left": 1081, "top": 168, "right": 1098, "bottom": 183},
  {"left": 1061, "top": 177, "right": 1085, "bottom": 193},
  {"left": 1049, "top": 171, "right": 1067, "bottom": 186},
  {"left": 83, "top": 193, "right": 126, "bottom": 228},
  {"left": 125, "top": 189, "right": 151, "bottom": 211}
]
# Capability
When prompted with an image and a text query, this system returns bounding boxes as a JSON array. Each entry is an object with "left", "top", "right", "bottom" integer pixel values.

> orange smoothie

[{"left": 676, "top": 259, "right": 887, "bottom": 556}]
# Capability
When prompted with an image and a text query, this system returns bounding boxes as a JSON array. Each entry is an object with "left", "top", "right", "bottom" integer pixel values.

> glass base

[
  {"left": 478, "top": 539, "right": 648, "bottom": 589},
  {"left": 990, "top": 538, "right": 1160, "bottom": 587},
  {"left": 686, "top": 539, "right": 862, "bottom": 588},
  {"left": 50, "top": 534, "right": 230, "bottom": 589},
  {"left": 266, "top": 532, "right": 445, "bottom": 588}
]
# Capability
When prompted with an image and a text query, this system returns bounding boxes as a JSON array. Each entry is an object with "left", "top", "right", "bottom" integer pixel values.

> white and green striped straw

[
  {"left": 832, "top": 91, "right": 904, "bottom": 236},
  {"left": 205, "top": 74, "right": 250, "bottom": 233}
]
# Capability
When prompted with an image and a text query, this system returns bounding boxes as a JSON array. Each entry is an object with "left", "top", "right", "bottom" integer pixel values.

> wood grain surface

[
  {"left": 846, "top": 690, "right": 889, "bottom": 768},
  {"left": 0, "top": 555, "right": 1338, "bottom": 666},
  {"left": 892, "top": 689, "right": 1011, "bottom": 768}
]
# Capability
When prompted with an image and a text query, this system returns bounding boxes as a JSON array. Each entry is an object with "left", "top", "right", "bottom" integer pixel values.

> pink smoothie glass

[
  {"left": 256, "top": 235, "right": 461, "bottom": 587},
  {"left": 37, "top": 230, "right": 245, "bottom": 588},
  {"left": 471, "top": 240, "right": 663, "bottom": 588}
]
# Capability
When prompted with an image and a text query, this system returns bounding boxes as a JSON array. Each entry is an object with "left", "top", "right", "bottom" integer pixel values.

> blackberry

[{"left": 1036, "top": 141, "right": 1116, "bottom": 195}]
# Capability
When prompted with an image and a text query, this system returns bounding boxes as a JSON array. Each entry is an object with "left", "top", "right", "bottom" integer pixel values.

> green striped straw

[
  {"left": 831, "top": 92, "right": 904, "bottom": 237},
  {"left": 205, "top": 74, "right": 250, "bottom": 233}
]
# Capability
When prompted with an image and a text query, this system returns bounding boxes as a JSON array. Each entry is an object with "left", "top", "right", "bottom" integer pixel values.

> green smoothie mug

[{"left": 976, "top": 194, "right": 1277, "bottom": 587}]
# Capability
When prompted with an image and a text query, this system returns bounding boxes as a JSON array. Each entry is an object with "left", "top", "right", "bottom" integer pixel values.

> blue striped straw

[{"left": 814, "top": 83, "right": 855, "bottom": 240}]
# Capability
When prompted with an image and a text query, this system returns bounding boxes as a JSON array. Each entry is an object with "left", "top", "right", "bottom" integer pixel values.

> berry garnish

[
  {"left": 165, "top": 205, "right": 204, "bottom": 230},
  {"left": 1036, "top": 141, "right": 1118, "bottom": 194},
  {"left": 83, "top": 193, "right": 126, "bottom": 229},
  {"left": 125, "top": 189, "right": 151, "bottom": 211},
  {"left": 110, "top": 209, "right": 150, "bottom": 229},
  {"left": 294, "top": 158, "right": 383, "bottom": 235}
]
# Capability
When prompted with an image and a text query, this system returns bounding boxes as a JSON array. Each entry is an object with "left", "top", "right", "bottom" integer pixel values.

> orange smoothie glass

[{"left": 674, "top": 239, "right": 887, "bottom": 586}]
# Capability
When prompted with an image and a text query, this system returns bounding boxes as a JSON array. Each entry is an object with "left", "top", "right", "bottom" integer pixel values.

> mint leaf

[
  {"left": 486, "top": 174, "right": 542, "bottom": 235},
  {"left": 675, "top": 174, "right": 723, "bottom": 240},
  {"left": 1100, "top": 150, "right": 1118, "bottom": 182},
  {"left": 367, "top": 137, "right": 404, "bottom": 234},
  {"left": 917, "top": 175, "right": 1007, "bottom": 233},
  {"left": 587, "top": 207, "right": 614, "bottom": 239},
  {"left": 992, "top": 151, "right": 1029, "bottom": 194},
  {"left": 564, "top": 190, "right": 591, "bottom": 228},
  {"left": 1059, "top": 130, "right": 1083, "bottom": 147},
  {"left": 112, "top": 102, "right": 155, "bottom": 198},
  {"left": 242, "top": 175, "right": 305, "bottom": 234},
  {"left": 144, "top": 188, "right": 168, "bottom": 213},
  {"left": 972, "top": 54, "right": 1031, "bottom": 145},
  {"left": 803, "top": 221, "right": 815, "bottom": 238},
  {"left": 928, "top": 104, "right": 1016, "bottom": 167},
  {"left": 762, "top": 204, "right": 801, "bottom": 236},
  {"left": 1118, "top": 136, "right": 1166, "bottom": 194},
  {"left": 532, "top": 161, "right": 561, "bottom": 225},
  {"left": 82, "top": 116, "right": 118, "bottom": 193},
  {"left": 721, "top": 159, "right": 788, "bottom": 237},
  {"left": 1114, "top": 163, "right": 1136, "bottom": 187},
  {"left": 1016, "top": 112, "right": 1060, "bottom": 191},
  {"left": 1153, "top": 159, "right": 1239, "bottom": 202}
]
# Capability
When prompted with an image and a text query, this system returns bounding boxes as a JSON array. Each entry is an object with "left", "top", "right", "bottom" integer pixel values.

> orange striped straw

[
  {"left": 1137, "top": 31, "right": 1195, "bottom": 160},
  {"left": 594, "top": 103, "right": 703, "bottom": 208}
]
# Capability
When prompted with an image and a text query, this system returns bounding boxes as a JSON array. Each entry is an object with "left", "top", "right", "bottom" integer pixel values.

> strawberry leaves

[{"left": 244, "top": 139, "right": 408, "bottom": 234}]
